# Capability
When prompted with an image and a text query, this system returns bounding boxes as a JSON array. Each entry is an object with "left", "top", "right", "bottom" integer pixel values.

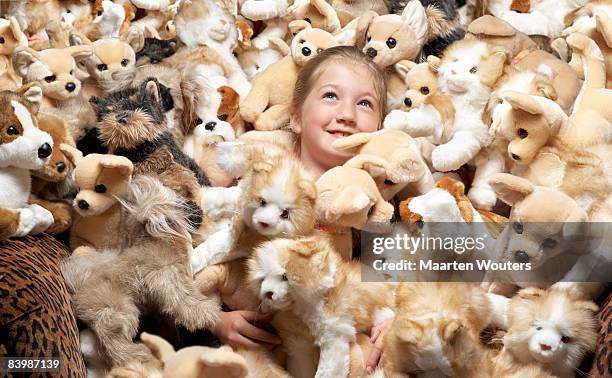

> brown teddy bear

[{"left": 240, "top": 21, "right": 338, "bottom": 131}]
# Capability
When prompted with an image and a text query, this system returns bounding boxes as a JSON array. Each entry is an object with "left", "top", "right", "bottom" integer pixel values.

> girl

[{"left": 214, "top": 46, "right": 391, "bottom": 371}]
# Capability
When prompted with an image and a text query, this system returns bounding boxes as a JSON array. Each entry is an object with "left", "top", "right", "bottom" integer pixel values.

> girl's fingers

[
  {"left": 365, "top": 343, "right": 383, "bottom": 373},
  {"left": 240, "top": 321, "right": 282, "bottom": 345},
  {"left": 232, "top": 334, "right": 261, "bottom": 349},
  {"left": 370, "top": 326, "right": 382, "bottom": 342}
]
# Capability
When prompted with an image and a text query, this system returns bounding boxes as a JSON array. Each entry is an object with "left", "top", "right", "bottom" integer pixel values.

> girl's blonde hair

[{"left": 290, "top": 45, "right": 388, "bottom": 125}]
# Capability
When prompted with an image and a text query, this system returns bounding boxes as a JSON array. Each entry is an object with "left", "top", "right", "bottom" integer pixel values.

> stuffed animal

[
  {"left": 360, "top": 1, "right": 428, "bottom": 68},
  {"left": 0, "top": 86, "right": 54, "bottom": 241},
  {"left": 563, "top": 0, "right": 612, "bottom": 89},
  {"left": 467, "top": 15, "right": 581, "bottom": 114},
  {"left": 61, "top": 174, "right": 220, "bottom": 369},
  {"left": 12, "top": 44, "right": 96, "bottom": 140},
  {"left": 86, "top": 0, "right": 135, "bottom": 40},
  {"left": 237, "top": 35, "right": 290, "bottom": 80},
  {"left": 501, "top": 287, "right": 599, "bottom": 377},
  {"left": 6, "top": 0, "right": 63, "bottom": 50},
  {"left": 239, "top": 0, "right": 289, "bottom": 21},
  {"left": 60, "top": 145, "right": 135, "bottom": 254},
  {"left": 240, "top": 21, "right": 338, "bottom": 130},
  {"left": 288, "top": 0, "right": 342, "bottom": 33},
  {"left": 29, "top": 113, "right": 75, "bottom": 235},
  {"left": 135, "top": 36, "right": 177, "bottom": 66},
  {"left": 486, "top": 0, "right": 588, "bottom": 38},
  {"left": 332, "top": 129, "right": 434, "bottom": 200},
  {"left": 0, "top": 17, "right": 28, "bottom": 90},
  {"left": 248, "top": 233, "right": 395, "bottom": 378}
]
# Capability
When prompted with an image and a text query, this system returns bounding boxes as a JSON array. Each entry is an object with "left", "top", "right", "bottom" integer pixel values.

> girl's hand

[
  {"left": 366, "top": 317, "right": 394, "bottom": 373},
  {"left": 213, "top": 310, "right": 282, "bottom": 349}
]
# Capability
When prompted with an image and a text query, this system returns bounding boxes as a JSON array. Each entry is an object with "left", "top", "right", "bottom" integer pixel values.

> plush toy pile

[{"left": 0, "top": 0, "right": 611, "bottom": 377}]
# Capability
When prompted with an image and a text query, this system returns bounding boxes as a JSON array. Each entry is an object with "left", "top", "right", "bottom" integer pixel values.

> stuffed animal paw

[
  {"left": 383, "top": 108, "right": 439, "bottom": 138},
  {"left": 14, "top": 204, "right": 54, "bottom": 237},
  {"left": 201, "top": 186, "right": 242, "bottom": 221},
  {"left": 241, "top": 0, "right": 289, "bottom": 21},
  {"left": 191, "top": 224, "right": 237, "bottom": 274},
  {"left": 467, "top": 185, "right": 498, "bottom": 211}
]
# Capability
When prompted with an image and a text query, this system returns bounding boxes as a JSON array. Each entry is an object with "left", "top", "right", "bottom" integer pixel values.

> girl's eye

[
  {"left": 323, "top": 92, "right": 337, "bottom": 100},
  {"left": 357, "top": 99, "right": 371, "bottom": 108}
]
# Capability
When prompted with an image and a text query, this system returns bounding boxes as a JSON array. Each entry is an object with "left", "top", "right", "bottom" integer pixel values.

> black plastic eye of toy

[
  {"left": 121, "top": 59, "right": 129, "bottom": 67},
  {"left": 518, "top": 128, "right": 528, "bottom": 139},
  {"left": 416, "top": 219, "right": 425, "bottom": 229},
  {"left": 384, "top": 179, "right": 395, "bottom": 185},
  {"left": 0, "top": 37, "right": 5, "bottom": 44},
  {"left": 542, "top": 238, "right": 557, "bottom": 248},
  {"left": 281, "top": 209, "right": 289, "bottom": 219},
  {"left": 44, "top": 75, "right": 56, "bottom": 83},
  {"left": 7, "top": 125, "right": 19, "bottom": 135},
  {"left": 95, "top": 184, "right": 107, "bottom": 193},
  {"left": 469, "top": 66, "right": 477, "bottom": 74},
  {"left": 386, "top": 38, "right": 396, "bottom": 48},
  {"left": 420, "top": 86, "right": 429, "bottom": 95},
  {"left": 218, "top": 114, "right": 227, "bottom": 121},
  {"left": 97, "top": 63, "right": 108, "bottom": 71},
  {"left": 513, "top": 222, "right": 523, "bottom": 234},
  {"left": 514, "top": 250, "right": 530, "bottom": 263}
]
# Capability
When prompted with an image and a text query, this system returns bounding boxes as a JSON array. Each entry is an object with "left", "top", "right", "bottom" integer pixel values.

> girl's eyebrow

[{"left": 318, "top": 83, "right": 378, "bottom": 100}]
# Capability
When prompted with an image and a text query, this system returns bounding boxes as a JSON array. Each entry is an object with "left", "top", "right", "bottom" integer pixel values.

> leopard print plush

[
  {"left": 591, "top": 289, "right": 612, "bottom": 378},
  {"left": 0, "top": 234, "right": 85, "bottom": 378}
]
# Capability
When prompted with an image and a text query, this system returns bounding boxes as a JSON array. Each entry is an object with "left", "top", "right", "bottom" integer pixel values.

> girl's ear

[{"left": 290, "top": 108, "right": 302, "bottom": 134}]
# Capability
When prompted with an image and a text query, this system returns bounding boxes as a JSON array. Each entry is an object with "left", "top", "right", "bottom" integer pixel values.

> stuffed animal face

[
  {"left": 79, "top": 39, "right": 136, "bottom": 85},
  {"left": 248, "top": 235, "right": 336, "bottom": 313},
  {"left": 241, "top": 157, "right": 317, "bottom": 236},
  {"left": 362, "top": 1, "right": 427, "bottom": 68},
  {"left": 436, "top": 40, "right": 506, "bottom": 97},
  {"left": 395, "top": 61, "right": 439, "bottom": 111},
  {"left": 489, "top": 174, "right": 590, "bottom": 269},
  {"left": 90, "top": 79, "right": 167, "bottom": 150},
  {"left": 0, "top": 88, "right": 53, "bottom": 170},
  {"left": 290, "top": 25, "right": 337, "bottom": 66},
  {"left": 13, "top": 46, "right": 93, "bottom": 101},
  {"left": 71, "top": 153, "right": 133, "bottom": 217},
  {"left": 504, "top": 288, "right": 598, "bottom": 370},
  {"left": 31, "top": 113, "right": 73, "bottom": 182},
  {"left": 135, "top": 38, "right": 176, "bottom": 66},
  {"left": 0, "top": 17, "right": 27, "bottom": 56}
]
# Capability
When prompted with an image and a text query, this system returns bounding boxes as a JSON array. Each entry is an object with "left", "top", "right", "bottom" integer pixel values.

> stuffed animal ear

[
  {"left": 427, "top": 55, "right": 441, "bottom": 72},
  {"left": 140, "top": 332, "right": 175, "bottom": 362},
  {"left": 331, "top": 132, "right": 373, "bottom": 152},
  {"left": 516, "top": 287, "right": 545, "bottom": 300},
  {"left": 144, "top": 79, "right": 162, "bottom": 104},
  {"left": 401, "top": 0, "right": 427, "bottom": 43},
  {"left": 12, "top": 46, "right": 40, "bottom": 77},
  {"left": 311, "top": 0, "right": 341, "bottom": 32},
  {"left": 480, "top": 51, "right": 507, "bottom": 87},
  {"left": 98, "top": 155, "right": 134, "bottom": 177},
  {"left": 595, "top": 11, "right": 612, "bottom": 48},
  {"left": 9, "top": 16, "right": 28, "bottom": 47},
  {"left": 60, "top": 143, "right": 83, "bottom": 166},
  {"left": 488, "top": 173, "right": 535, "bottom": 206},
  {"left": 299, "top": 179, "right": 317, "bottom": 202},
  {"left": 468, "top": 15, "right": 516, "bottom": 37},
  {"left": 197, "top": 348, "right": 248, "bottom": 378},
  {"left": 69, "top": 31, "right": 92, "bottom": 46},
  {"left": 123, "top": 27, "right": 145, "bottom": 52},
  {"left": 344, "top": 154, "right": 389, "bottom": 178},
  {"left": 268, "top": 37, "right": 290, "bottom": 56},
  {"left": 289, "top": 20, "right": 311, "bottom": 36},
  {"left": 16, "top": 83, "right": 43, "bottom": 111},
  {"left": 394, "top": 60, "right": 417, "bottom": 81},
  {"left": 504, "top": 91, "right": 543, "bottom": 115},
  {"left": 144, "top": 24, "right": 161, "bottom": 39},
  {"left": 66, "top": 45, "right": 93, "bottom": 61},
  {"left": 561, "top": 206, "right": 590, "bottom": 242}
]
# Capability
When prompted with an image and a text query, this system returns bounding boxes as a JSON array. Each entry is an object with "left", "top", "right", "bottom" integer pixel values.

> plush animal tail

[{"left": 119, "top": 175, "right": 197, "bottom": 242}]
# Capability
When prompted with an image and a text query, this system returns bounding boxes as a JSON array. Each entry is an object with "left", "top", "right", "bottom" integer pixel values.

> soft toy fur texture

[
  {"left": 61, "top": 174, "right": 219, "bottom": 369},
  {"left": 381, "top": 282, "right": 496, "bottom": 377},
  {"left": 0, "top": 17, "right": 28, "bottom": 90},
  {"left": 6, "top": 0, "right": 63, "bottom": 50},
  {"left": 90, "top": 78, "right": 209, "bottom": 208},
  {"left": 136, "top": 37, "right": 177, "bottom": 66},
  {"left": 240, "top": 22, "right": 338, "bottom": 130},
  {"left": 288, "top": 0, "right": 342, "bottom": 33},
  {"left": 502, "top": 287, "right": 599, "bottom": 377},
  {"left": 248, "top": 233, "right": 395, "bottom": 378},
  {"left": 389, "top": 0, "right": 466, "bottom": 59},
  {"left": 29, "top": 113, "right": 75, "bottom": 235},
  {"left": 332, "top": 129, "right": 434, "bottom": 200},
  {"left": 0, "top": 86, "right": 54, "bottom": 241}
]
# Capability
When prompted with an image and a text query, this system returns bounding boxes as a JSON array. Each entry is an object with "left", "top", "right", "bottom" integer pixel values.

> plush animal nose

[
  {"left": 404, "top": 97, "right": 412, "bottom": 108},
  {"left": 205, "top": 121, "right": 216, "bottom": 131},
  {"left": 265, "top": 291, "right": 273, "bottom": 299},
  {"left": 258, "top": 221, "right": 270, "bottom": 229},
  {"left": 366, "top": 48, "right": 377, "bottom": 59},
  {"left": 540, "top": 343, "right": 552, "bottom": 351},
  {"left": 219, "top": 19, "right": 227, "bottom": 25},
  {"left": 65, "top": 82, "right": 76, "bottom": 92},
  {"left": 302, "top": 47, "right": 311, "bottom": 56},
  {"left": 56, "top": 162, "right": 66, "bottom": 173},
  {"left": 511, "top": 153, "right": 520, "bottom": 161},
  {"left": 451, "top": 69, "right": 457, "bottom": 75},
  {"left": 78, "top": 200, "right": 89, "bottom": 210},
  {"left": 38, "top": 143, "right": 52, "bottom": 159},
  {"left": 514, "top": 250, "right": 530, "bottom": 263}
]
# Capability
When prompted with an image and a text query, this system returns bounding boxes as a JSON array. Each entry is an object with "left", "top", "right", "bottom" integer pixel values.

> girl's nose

[{"left": 336, "top": 102, "right": 356, "bottom": 125}]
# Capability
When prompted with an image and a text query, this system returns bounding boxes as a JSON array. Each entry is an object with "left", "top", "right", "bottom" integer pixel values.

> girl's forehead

[{"left": 312, "top": 63, "right": 378, "bottom": 96}]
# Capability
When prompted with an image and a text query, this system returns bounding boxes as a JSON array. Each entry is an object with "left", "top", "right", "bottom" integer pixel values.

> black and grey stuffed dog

[{"left": 136, "top": 38, "right": 177, "bottom": 66}]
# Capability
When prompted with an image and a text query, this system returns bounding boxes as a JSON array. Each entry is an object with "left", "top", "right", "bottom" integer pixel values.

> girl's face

[{"left": 292, "top": 62, "right": 381, "bottom": 175}]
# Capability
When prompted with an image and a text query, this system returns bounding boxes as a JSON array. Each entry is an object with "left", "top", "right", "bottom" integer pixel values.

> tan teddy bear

[
  {"left": 13, "top": 44, "right": 95, "bottom": 140},
  {"left": 240, "top": 21, "right": 338, "bottom": 131},
  {"left": 288, "top": 0, "right": 342, "bottom": 33},
  {"left": 0, "top": 17, "right": 28, "bottom": 90}
]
